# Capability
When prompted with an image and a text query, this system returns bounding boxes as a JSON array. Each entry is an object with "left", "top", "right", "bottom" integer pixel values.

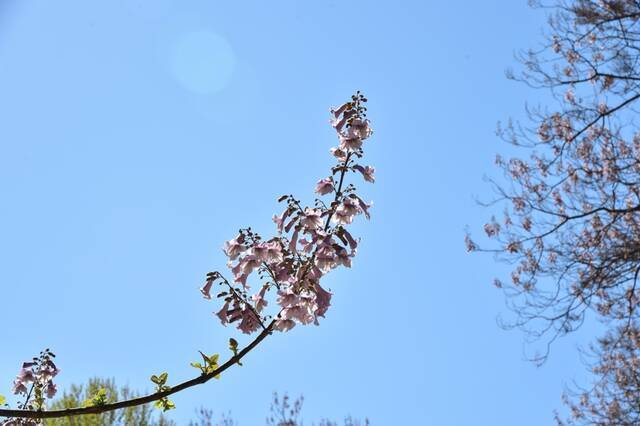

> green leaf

[
  {"left": 0, "top": 395, "right": 6, "bottom": 405},
  {"left": 150, "top": 375, "right": 160, "bottom": 385},
  {"left": 155, "top": 397, "right": 176, "bottom": 412},
  {"left": 158, "top": 372, "right": 168, "bottom": 385},
  {"left": 190, "top": 362, "right": 203, "bottom": 370},
  {"left": 83, "top": 388, "right": 109, "bottom": 407}
]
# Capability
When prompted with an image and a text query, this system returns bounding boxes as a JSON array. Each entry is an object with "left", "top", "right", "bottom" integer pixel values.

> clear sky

[{"left": 0, "top": 1, "right": 601, "bottom": 424}]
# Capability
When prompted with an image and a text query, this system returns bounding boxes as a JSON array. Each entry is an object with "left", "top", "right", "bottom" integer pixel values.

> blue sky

[{"left": 0, "top": 1, "right": 601, "bottom": 424}]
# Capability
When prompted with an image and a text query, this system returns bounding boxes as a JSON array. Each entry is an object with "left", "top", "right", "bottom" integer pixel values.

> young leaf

[{"left": 158, "top": 372, "right": 168, "bottom": 385}]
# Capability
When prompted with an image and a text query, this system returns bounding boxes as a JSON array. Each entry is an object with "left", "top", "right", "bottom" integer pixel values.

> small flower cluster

[
  {"left": 1, "top": 349, "right": 59, "bottom": 425},
  {"left": 200, "top": 92, "right": 375, "bottom": 334}
]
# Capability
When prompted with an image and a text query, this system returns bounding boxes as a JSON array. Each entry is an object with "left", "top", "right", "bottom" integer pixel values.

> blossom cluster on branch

[
  {"left": 0, "top": 94, "right": 375, "bottom": 423},
  {"left": 2, "top": 350, "right": 59, "bottom": 425},
  {"left": 468, "top": 0, "right": 640, "bottom": 423},
  {"left": 200, "top": 91, "right": 374, "bottom": 335},
  {"left": 467, "top": 0, "right": 640, "bottom": 357}
]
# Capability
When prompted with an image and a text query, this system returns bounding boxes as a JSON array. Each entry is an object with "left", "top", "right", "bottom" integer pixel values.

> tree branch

[{"left": 0, "top": 321, "right": 275, "bottom": 420}]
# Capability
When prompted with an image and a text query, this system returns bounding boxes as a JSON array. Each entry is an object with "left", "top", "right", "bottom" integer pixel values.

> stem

[{"left": 0, "top": 321, "right": 275, "bottom": 420}]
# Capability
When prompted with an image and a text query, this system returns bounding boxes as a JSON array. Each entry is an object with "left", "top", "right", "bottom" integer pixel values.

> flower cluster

[
  {"left": 470, "top": 1, "right": 640, "bottom": 422},
  {"left": 1, "top": 349, "right": 59, "bottom": 425},
  {"left": 468, "top": 0, "right": 640, "bottom": 351},
  {"left": 200, "top": 92, "right": 375, "bottom": 334}
]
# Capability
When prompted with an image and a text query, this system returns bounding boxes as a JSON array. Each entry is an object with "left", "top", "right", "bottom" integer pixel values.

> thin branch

[{"left": 0, "top": 320, "right": 275, "bottom": 420}]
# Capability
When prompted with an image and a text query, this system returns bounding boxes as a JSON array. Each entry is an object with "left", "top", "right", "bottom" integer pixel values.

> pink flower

[
  {"left": 200, "top": 277, "right": 214, "bottom": 299},
  {"left": 238, "top": 307, "right": 261, "bottom": 334},
  {"left": 252, "top": 286, "right": 268, "bottom": 313},
  {"left": 315, "top": 246, "right": 336, "bottom": 272},
  {"left": 16, "top": 367, "right": 35, "bottom": 384},
  {"left": 335, "top": 246, "right": 352, "bottom": 268},
  {"left": 216, "top": 300, "right": 231, "bottom": 325},
  {"left": 315, "top": 178, "right": 334, "bottom": 195},
  {"left": 272, "top": 208, "right": 292, "bottom": 233},
  {"left": 12, "top": 380, "right": 27, "bottom": 395},
  {"left": 282, "top": 304, "right": 315, "bottom": 325},
  {"left": 353, "top": 165, "right": 375, "bottom": 183},
  {"left": 223, "top": 235, "right": 247, "bottom": 260},
  {"left": 350, "top": 119, "right": 373, "bottom": 140},
  {"left": 341, "top": 228, "right": 359, "bottom": 252},
  {"left": 330, "top": 102, "right": 350, "bottom": 118},
  {"left": 332, "top": 197, "right": 360, "bottom": 225},
  {"left": 298, "top": 237, "right": 314, "bottom": 252},
  {"left": 274, "top": 318, "right": 296, "bottom": 332},
  {"left": 253, "top": 241, "right": 284, "bottom": 264},
  {"left": 39, "top": 361, "right": 59, "bottom": 382},
  {"left": 354, "top": 195, "right": 372, "bottom": 219},
  {"left": 330, "top": 147, "right": 348, "bottom": 162},
  {"left": 262, "top": 241, "right": 284, "bottom": 263},
  {"left": 289, "top": 228, "right": 299, "bottom": 253},
  {"left": 277, "top": 288, "right": 301, "bottom": 308},
  {"left": 301, "top": 208, "right": 324, "bottom": 230},
  {"left": 240, "top": 255, "right": 261, "bottom": 276},
  {"left": 313, "top": 282, "right": 332, "bottom": 318},
  {"left": 464, "top": 235, "right": 477, "bottom": 252},
  {"left": 484, "top": 221, "right": 500, "bottom": 237},
  {"left": 339, "top": 133, "right": 363, "bottom": 151},
  {"left": 330, "top": 103, "right": 355, "bottom": 132},
  {"left": 273, "top": 262, "right": 294, "bottom": 284},
  {"left": 46, "top": 382, "right": 57, "bottom": 399},
  {"left": 231, "top": 262, "right": 248, "bottom": 287}
]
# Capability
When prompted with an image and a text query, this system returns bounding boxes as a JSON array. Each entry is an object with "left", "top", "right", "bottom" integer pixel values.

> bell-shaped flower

[
  {"left": 45, "top": 382, "right": 58, "bottom": 399},
  {"left": 315, "top": 178, "right": 334, "bottom": 195},
  {"left": 16, "top": 367, "right": 35, "bottom": 384},
  {"left": 313, "top": 282, "right": 332, "bottom": 318},
  {"left": 39, "top": 361, "right": 59, "bottom": 382},
  {"left": 277, "top": 288, "right": 301, "bottom": 309},
  {"left": 350, "top": 118, "right": 373, "bottom": 140},
  {"left": 330, "top": 102, "right": 350, "bottom": 120},
  {"left": 272, "top": 262, "right": 294, "bottom": 284},
  {"left": 262, "top": 241, "right": 284, "bottom": 263},
  {"left": 332, "top": 197, "right": 361, "bottom": 225},
  {"left": 315, "top": 246, "right": 337, "bottom": 273},
  {"left": 330, "top": 147, "right": 348, "bottom": 162},
  {"left": 301, "top": 208, "right": 324, "bottom": 230},
  {"left": 289, "top": 228, "right": 300, "bottom": 253},
  {"left": 238, "top": 308, "right": 261, "bottom": 334},
  {"left": 282, "top": 304, "right": 315, "bottom": 325},
  {"left": 231, "top": 262, "right": 249, "bottom": 287},
  {"left": 335, "top": 245, "right": 352, "bottom": 268},
  {"left": 339, "top": 227, "right": 359, "bottom": 252},
  {"left": 252, "top": 285, "right": 269, "bottom": 313},
  {"left": 274, "top": 318, "right": 296, "bottom": 332},
  {"left": 200, "top": 277, "right": 214, "bottom": 300},
  {"left": 11, "top": 379, "right": 27, "bottom": 395},
  {"left": 216, "top": 300, "right": 232, "bottom": 325},
  {"left": 354, "top": 196, "right": 372, "bottom": 219},
  {"left": 330, "top": 103, "right": 355, "bottom": 132},
  {"left": 353, "top": 165, "right": 375, "bottom": 183},
  {"left": 223, "top": 234, "right": 247, "bottom": 260},
  {"left": 272, "top": 207, "right": 292, "bottom": 233},
  {"left": 298, "top": 237, "right": 314, "bottom": 253},
  {"left": 339, "top": 133, "right": 363, "bottom": 151}
]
